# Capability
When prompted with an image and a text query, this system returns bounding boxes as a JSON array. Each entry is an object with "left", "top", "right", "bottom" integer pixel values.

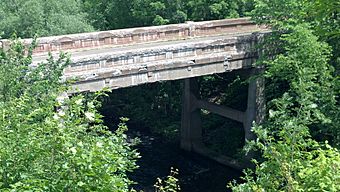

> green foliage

[
  {"left": 81, "top": 0, "right": 254, "bottom": 31},
  {"left": 252, "top": 0, "right": 339, "bottom": 72},
  {"left": 136, "top": 0, "right": 169, "bottom": 25},
  {"left": 230, "top": 140, "right": 340, "bottom": 191},
  {"left": 252, "top": 0, "right": 339, "bottom": 146},
  {"left": 0, "top": 40, "right": 138, "bottom": 191},
  {"left": 131, "top": 0, "right": 186, "bottom": 26},
  {"left": 306, "top": 0, "right": 340, "bottom": 40},
  {"left": 306, "top": 0, "right": 340, "bottom": 72},
  {"left": 231, "top": 25, "right": 340, "bottom": 191},
  {"left": 154, "top": 168, "right": 180, "bottom": 192},
  {"left": 230, "top": 0, "right": 340, "bottom": 191},
  {"left": 186, "top": 0, "right": 251, "bottom": 21},
  {"left": 82, "top": 0, "right": 135, "bottom": 30},
  {"left": 0, "top": 0, "right": 93, "bottom": 38}
]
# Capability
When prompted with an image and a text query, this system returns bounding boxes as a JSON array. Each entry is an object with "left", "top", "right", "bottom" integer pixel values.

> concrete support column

[
  {"left": 244, "top": 69, "right": 265, "bottom": 143},
  {"left": 181, "top": 78, "right": 202, "bottom": 151}
]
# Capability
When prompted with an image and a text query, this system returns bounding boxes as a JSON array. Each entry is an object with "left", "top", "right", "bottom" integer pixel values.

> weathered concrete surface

[
  {"left": 1, "top": 18, "right": 269, "bottom": 92},
  {"left": 181, "top": 78, "right": 202, "bottom": 152},
  {"left": 62, "top": 33, "right": 262, "bottom": 92}
]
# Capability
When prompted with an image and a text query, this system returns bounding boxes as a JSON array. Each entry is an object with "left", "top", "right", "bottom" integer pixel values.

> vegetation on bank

[
  {"left": 0, "top": 0, "right": 339, "bottom": 191},
  {"left": 0, "top": 38, "right": 139, "bottom": 191},
  {"left": 231, "top": 0, "right": 340, "bottom": 191}
]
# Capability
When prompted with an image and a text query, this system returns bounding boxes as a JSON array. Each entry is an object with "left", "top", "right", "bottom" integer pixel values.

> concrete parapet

[{"left": 0, "top": 18, "right": 267, "bottom": 54}]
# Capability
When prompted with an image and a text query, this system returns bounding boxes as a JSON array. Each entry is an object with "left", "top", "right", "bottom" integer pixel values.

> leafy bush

[{"left": 0, "top": 39, "right": 139, "bottom": 191}]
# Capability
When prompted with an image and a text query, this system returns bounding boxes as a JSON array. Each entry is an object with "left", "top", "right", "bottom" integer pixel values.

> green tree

[
  {"left": 0, "top": 0, "right": 93, "bottom": 38},
  {"left": 0, "top": 39, "right": 138, "bottom": 191}
]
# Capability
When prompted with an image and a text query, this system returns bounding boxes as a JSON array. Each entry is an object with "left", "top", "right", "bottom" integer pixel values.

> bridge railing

[{"left": 0, "top": 18, "right": 264, "bottom": 54}]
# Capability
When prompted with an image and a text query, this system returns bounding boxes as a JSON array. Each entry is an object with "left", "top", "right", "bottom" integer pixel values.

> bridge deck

[{"left": 3, "top": 18, "right": 269, "bottom": 92}]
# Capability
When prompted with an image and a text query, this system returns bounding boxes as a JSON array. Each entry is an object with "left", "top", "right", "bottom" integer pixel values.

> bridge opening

[
  {"left": 96, "top": 70, "right": 253, "bottom": 191},
  {"left": 202, "top": 114, "right": 245, "bottom": 159}
]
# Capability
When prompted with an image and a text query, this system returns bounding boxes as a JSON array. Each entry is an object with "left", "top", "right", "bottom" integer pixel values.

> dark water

[{"left": 126, "top": 125, "right": 242, "bottom": 192}]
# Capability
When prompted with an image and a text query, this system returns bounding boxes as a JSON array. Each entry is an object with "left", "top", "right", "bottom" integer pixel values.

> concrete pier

[{"left": 180, "top": 68, "right": 264, "bottom": 170}]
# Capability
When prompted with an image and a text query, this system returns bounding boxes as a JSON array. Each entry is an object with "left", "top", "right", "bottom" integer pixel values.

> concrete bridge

[{"left": 1, "top": 17, "right": 269, "bottom": 170}]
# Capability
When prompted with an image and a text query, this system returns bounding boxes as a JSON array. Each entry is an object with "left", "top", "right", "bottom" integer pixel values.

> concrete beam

[
  {"left": 68, "top": 56, "right": 254, "bottom": 93},
  {"left": 195, "top": 100, "right": 245, "bottom": 123}
]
